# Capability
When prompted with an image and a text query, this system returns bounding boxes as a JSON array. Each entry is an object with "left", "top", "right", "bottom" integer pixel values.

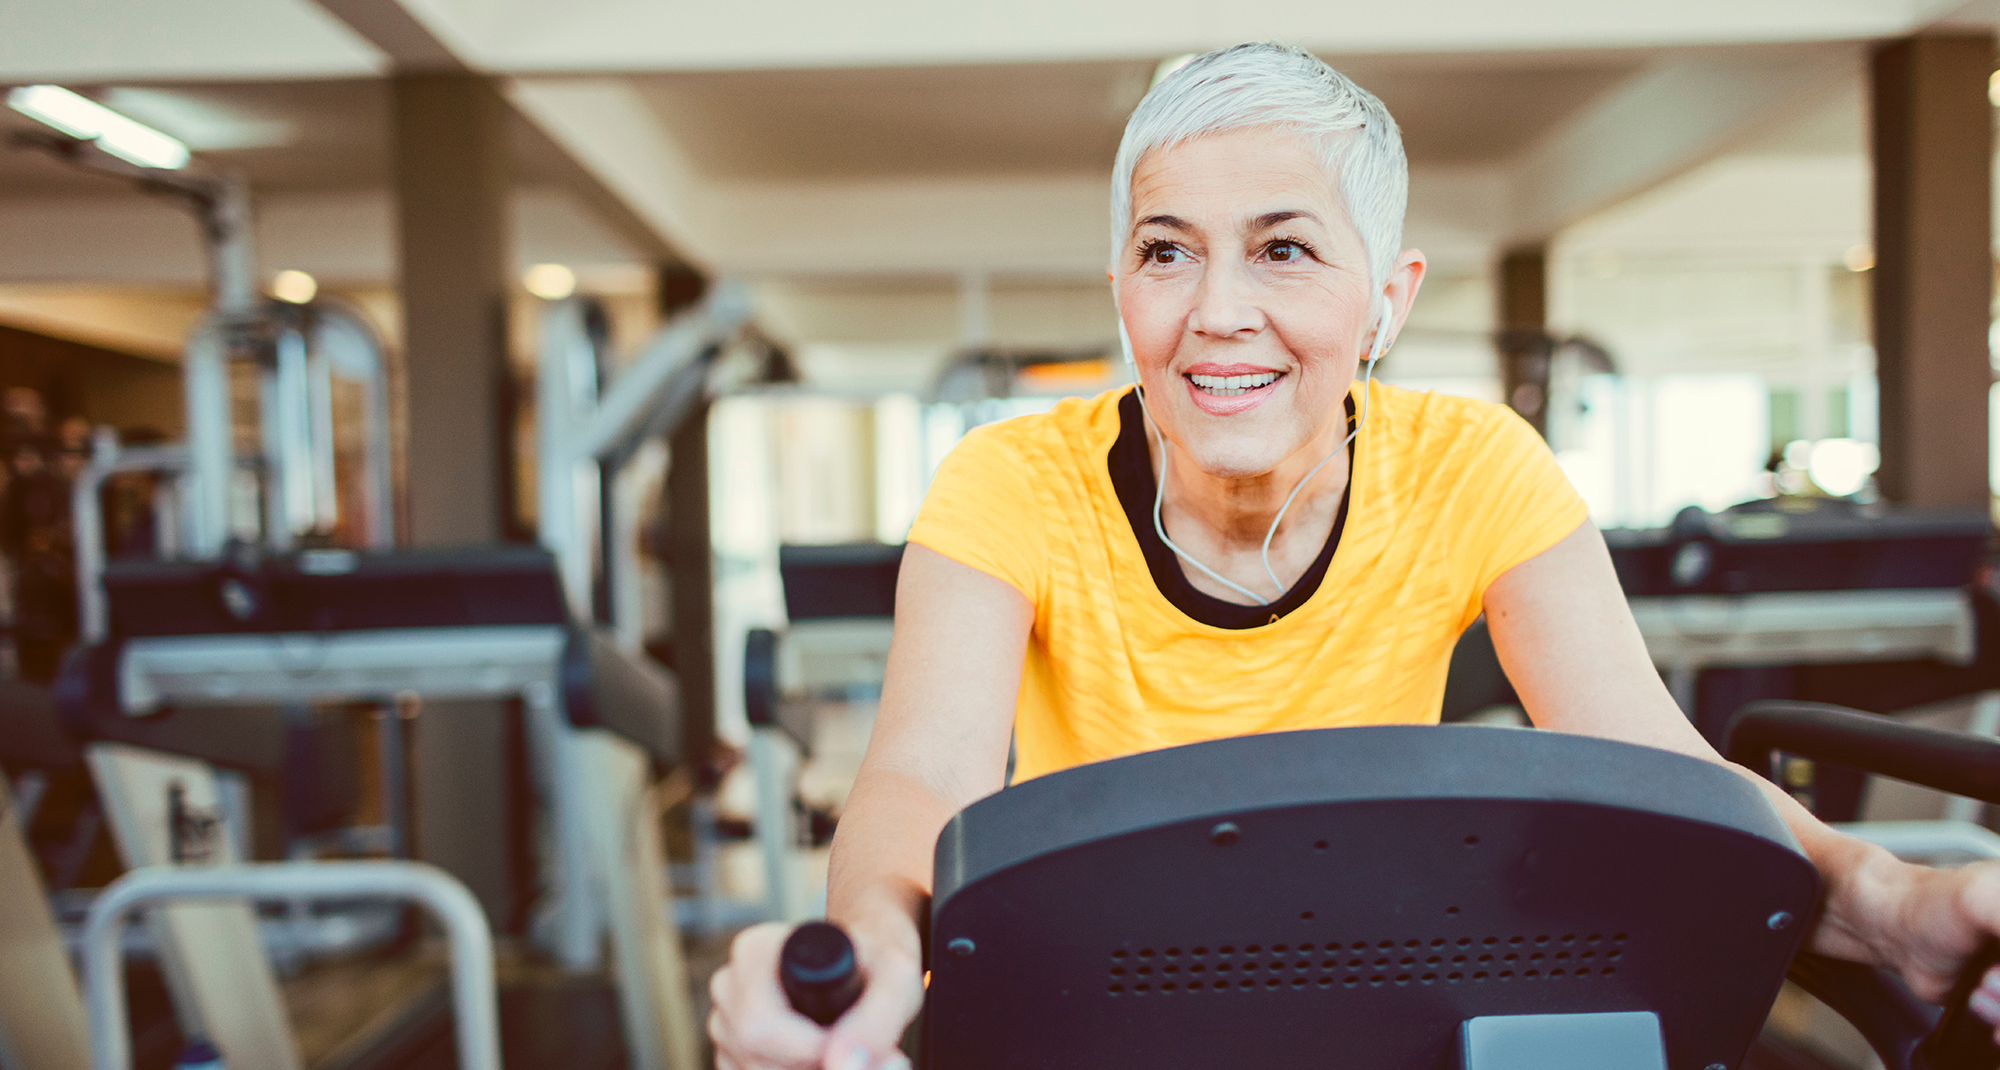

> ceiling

[
  {"left": 1313, "top": 52, "right": 1649, "bottom": 166},
  {"left": 0, "top": 0, "right": 1988, "bottom": 371},
  {"left": 634, "top": 61, "right": 1151, "bottom": 182},
  {"left": 0, "top": 79, "right": 596, "bottom": 195},
  {"left": 629, "top": 51, "right": 1649, "bottom": 185}
]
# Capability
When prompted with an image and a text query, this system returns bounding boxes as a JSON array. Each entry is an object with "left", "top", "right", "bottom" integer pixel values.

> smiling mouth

[{"left": 1186, "top": 371, "right": 1283, "bottom": 397}]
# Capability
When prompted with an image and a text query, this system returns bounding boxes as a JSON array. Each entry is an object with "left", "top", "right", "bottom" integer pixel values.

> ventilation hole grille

[{"left": 1104, "top": 932, "right": 1628, "bottom": 996}]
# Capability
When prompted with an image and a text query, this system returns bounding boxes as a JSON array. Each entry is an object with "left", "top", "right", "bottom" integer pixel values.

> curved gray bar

[{"left": 935, "top": 724, "right": 1799, "bottom": 909}]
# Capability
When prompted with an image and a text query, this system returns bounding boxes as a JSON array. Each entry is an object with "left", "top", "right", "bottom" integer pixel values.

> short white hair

[{"left": 1110, "top": 43, "right": 1409, "bottom": 287}]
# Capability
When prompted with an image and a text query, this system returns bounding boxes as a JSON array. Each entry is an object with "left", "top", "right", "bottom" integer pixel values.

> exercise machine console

[{"left": 787, "top": 720, "right": 2000, "bottom": 1069}]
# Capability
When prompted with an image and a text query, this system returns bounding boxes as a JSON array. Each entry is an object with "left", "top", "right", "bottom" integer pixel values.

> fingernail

[
  {"left": 832, "top": 1046, "right": 871, "bottom": 1070},
  {"left": 879, "top": 1058, "right": 913, "bottom": 1070},
  {"left": 1972, "top": 989, "right": 2000, "bottom": 1024}
]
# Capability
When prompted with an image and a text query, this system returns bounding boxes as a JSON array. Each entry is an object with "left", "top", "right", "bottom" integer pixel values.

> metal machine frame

[
  {"left": 7, "top": 139, "right": 439, "bottom": 1070},
  {"left": 25, "top": 109, "right": 746, "bottom": 1070},
  {"left": 83, "top": 862, "right": 499, "bottom": 1070},
  {"left": 1630, "top": 588, "right": 1975, "bottom": 712},
  {"left": 525, "top": 284, "right": 757, "bottom": 1069}
]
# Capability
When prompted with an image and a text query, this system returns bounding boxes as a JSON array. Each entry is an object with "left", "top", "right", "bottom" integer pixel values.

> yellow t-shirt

[{"left": 907, "top": 381, "right": 1587, "bottom": 782}]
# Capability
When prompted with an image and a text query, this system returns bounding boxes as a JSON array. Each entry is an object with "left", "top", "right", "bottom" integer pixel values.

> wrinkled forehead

[{"left": 1124, "top": 126, "right": 1360, "bottom": 238}]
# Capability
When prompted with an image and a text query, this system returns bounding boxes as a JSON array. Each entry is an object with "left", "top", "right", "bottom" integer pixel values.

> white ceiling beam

[
  {"left": 511, "top": 75, "right": 1112, "bottom": 277},
  {"left": 508, "top": 73, "right": 1513, "bottom": 286},
  {"left": 406, "top": 0, "right": 1964, "bottom": 73},
  {"left": 1554, "top": 156, "right": 1872, "bottom": 261},
  {"left": 311, "top": 0, "right": 466, "bottom": 72},
  {"left": 4, "top": 0, "right": 1978, "bottom": 83},
  {"left": 1919, "top": 0, "right": 2000, "bottom": 31},
  {"left": 0, "top": 0, "right": 383, "bottom": 82},
  {"left": 300, "top": 0, "right": 684, "bottom": 265},
  {"left": 0, "top": 189, "right": 638, "bottom": 287},
  {"left": 1504, "top": 46, "right": 1857, "bottom": 242},
  {"left": 506, "top": 78, "right": 714, "bottom": 270},
  {"left": 718, "top": 175, "right": 1112, "bottom": 278}
]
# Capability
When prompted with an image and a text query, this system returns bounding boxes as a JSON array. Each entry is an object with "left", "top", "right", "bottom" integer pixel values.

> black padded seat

[
  {"left": 1604, "top": 503, "right": 1990, "bottom": 597},
  {"left": 778, "top": 543, "right": 902, "bottom": 621},
  {"left": 100, "top": 545, "right": 569, "bottom": 638},
  {"left": 0, "top": 677, "right": 80, "bottom": 769},
  {"left": 1439, "top": 619, "right": 1514, "bottom": 723},
  {"left": 55, "top": 642, "right": 294, "bottom": 772}
]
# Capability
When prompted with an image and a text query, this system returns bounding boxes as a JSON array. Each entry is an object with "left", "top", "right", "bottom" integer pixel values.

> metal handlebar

[
  {"left": 1727, "top": 700, "right": 2000, "bottom": 1070},
  {"left": 1919, "top": 941, "right": 2000, "bottom": 1068},
  {"left": 1726, "top": 701, "right": 2000, "bottom": 805},
  {"left": 82, "top": 861, "right": 501, "bottom": 1070}
]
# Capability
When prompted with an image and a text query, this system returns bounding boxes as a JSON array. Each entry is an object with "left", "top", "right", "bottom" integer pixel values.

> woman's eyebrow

[
  {"left": 1249, "top": 209, "right": 1321, "bottom": 230},
  {"left": 1135, "top": 213, "right": 1193, "bottom": 232}
]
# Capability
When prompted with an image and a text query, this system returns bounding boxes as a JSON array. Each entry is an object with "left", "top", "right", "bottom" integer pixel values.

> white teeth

[{"left": 1187, "top": 371, "right": 1280, "bottom": 396}]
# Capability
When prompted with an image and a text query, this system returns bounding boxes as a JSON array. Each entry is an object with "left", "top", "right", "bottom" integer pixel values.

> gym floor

[{"left": 121, "top": 932, "right": 738, "bottom": 1070}]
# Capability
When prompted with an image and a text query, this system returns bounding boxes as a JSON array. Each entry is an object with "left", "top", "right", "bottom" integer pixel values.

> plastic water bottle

[{"left": 173, "top": 1039, "right": 225, "bottom": 1070}]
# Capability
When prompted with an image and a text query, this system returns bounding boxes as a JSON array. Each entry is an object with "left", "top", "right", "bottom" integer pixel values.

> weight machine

[{"left": 5, "top": 127, "right": 715, "bottom": 1070}]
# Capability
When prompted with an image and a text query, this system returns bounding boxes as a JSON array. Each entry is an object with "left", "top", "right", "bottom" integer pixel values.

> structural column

[
  {"left": 394, "top": 73, "right": 512, "bottom": 543},
  {"left": 1497, "top": 246, "right": 1550, "bottom": 437},
  {"left": 1870, "top": 34, "right": 1994, "bottom": 507},
  {"left": 657, "top": 266, "right": 718, "bottom": 772},
  {"left": 392, "top": 73, "right": 521, "bottom": 923}
]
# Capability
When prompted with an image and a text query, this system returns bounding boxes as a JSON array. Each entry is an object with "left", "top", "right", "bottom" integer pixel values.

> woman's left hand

[
  {"left": 1479, "top": 524, "right": 2000, "bottom": 1039},
  {"left": 1828, "top": 854, "right": 2000, "bottom": 1040}
]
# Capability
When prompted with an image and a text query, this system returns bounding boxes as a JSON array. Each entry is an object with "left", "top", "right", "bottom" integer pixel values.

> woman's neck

[{"left": 1150, "top": 402, "right": 1353, "bottom": 602}]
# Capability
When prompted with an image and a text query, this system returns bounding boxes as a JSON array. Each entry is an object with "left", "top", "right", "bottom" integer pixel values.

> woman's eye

[
  {"left": 1140, "top": 241, "right": 1186, "bottom": 265},
  {"left": 1265, "top": 240, "right": 1308, "bottom": 262}
]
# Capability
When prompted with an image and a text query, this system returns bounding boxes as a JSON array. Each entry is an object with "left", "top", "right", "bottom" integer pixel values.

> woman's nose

[{"left": 1186, "top": 262, "right": 1266, "bottom": 338}]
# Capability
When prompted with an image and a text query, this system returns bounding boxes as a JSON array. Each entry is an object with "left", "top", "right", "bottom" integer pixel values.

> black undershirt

[{"left": 1107, "top": 389, "right": 1354, "bottom": 629}]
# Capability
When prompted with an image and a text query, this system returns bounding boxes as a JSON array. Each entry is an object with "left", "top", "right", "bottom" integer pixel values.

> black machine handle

[
  {"left": 1918, "top": 941, "right": 2000, "bottom": 1069},
  {"left": 781, "top": 921, "right": 863, "bottom": 1027},
  {"left": 1725, "top": 701, "right": 2000, "bottom": 806},
  {"left": 1727, "top": 701, "right": 2000, "bottom": 1069},
  {"left": 1784, "top": 951, "right": 1939, "bottom": 1070}
]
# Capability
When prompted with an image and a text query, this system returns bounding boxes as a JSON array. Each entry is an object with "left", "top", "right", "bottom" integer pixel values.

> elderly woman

[{"left": 711, "top": 43, "right": 2000, "bottom": 1070}]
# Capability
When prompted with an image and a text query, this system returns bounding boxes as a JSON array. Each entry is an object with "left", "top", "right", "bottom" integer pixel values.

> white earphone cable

[{"left": 1121, "top": 295, "right": 1391, "bottom": 606}]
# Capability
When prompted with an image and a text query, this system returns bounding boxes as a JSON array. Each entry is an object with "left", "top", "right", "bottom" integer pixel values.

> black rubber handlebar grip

[
  {"left": 781, "top": 922, "right": 863, "bottom": 1027},
  {"left": 1918, "top": 940, "right": 2000, "bottom": 1069}
]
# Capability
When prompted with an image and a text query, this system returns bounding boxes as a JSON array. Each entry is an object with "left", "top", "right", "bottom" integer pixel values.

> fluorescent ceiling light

[{"left": 7, "top": 84, "right": 191, "bottom": 170}]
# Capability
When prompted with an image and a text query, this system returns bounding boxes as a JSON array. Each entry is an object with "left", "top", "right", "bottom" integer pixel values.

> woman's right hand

[
  {"left": 709, "top": 920, "right": 925, "bottom": 1070},
  {"left": 712, "top": 545, "right": 1025, "bottom": 1068}
]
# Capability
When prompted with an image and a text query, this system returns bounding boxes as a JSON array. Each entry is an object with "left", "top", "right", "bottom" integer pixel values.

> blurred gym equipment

[
  {"left": 82, "top": 861, "right": 498, "bottom": 1070},
  {"left": 1610, "top": 503, "right": 1992, "bottom": 717},
  {"left": 9, "top": 121, "right": 719, "bottom": 1070},
  {"left": 742, "top": 542, "right": 903, "bottom": 923},
  {"left": 0, "top": 132, "right": 420, "bottom": 1070}
]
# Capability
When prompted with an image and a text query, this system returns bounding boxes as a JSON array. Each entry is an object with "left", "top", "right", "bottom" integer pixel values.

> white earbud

[{"left": 1124, "top": 292, "right": 1393, "bottom": 606}]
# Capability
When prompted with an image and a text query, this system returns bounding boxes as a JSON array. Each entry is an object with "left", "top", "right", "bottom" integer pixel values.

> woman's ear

[{"left": 1380, "top": 248, "right": 1429, "bottom": 346}]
